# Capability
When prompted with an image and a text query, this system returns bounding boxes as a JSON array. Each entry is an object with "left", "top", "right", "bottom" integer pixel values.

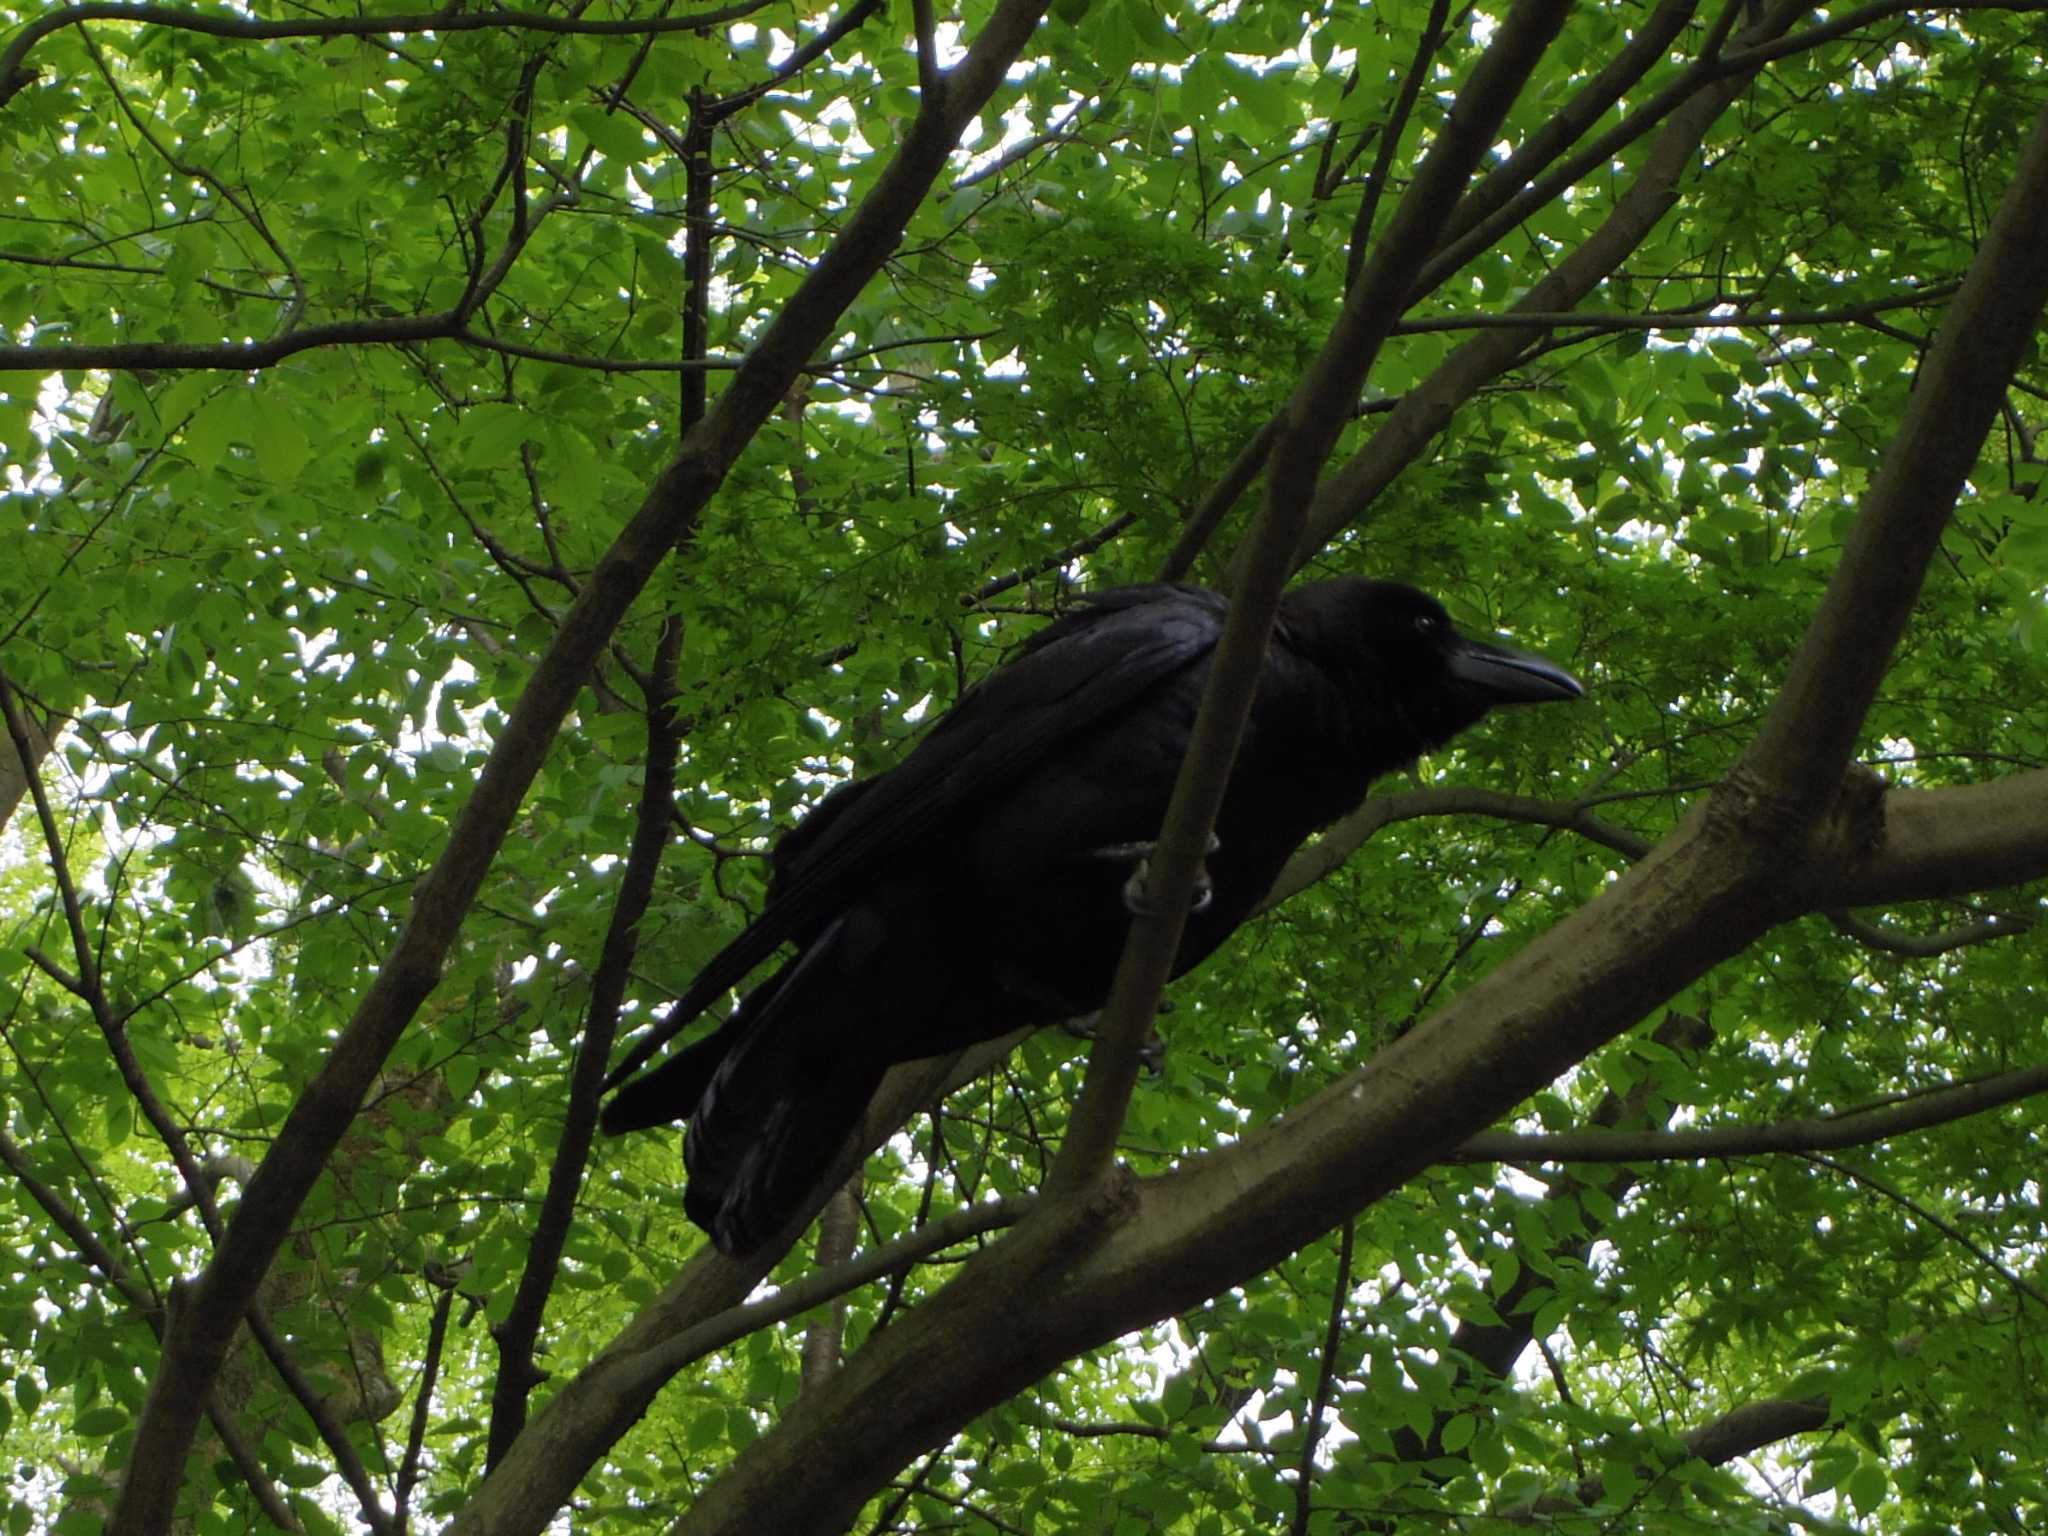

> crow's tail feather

[
  {"left": 680, "top": 915, "right": 886, "bottom": 1255},
  {"left": 599, "top": 1015, "right": 742, "bottom": 1135},
  {"left": 599, "top": 949, "right": 812, "bottom": 1137},
  {"left": 683, "top": 1040, "right": 884, "bottom": 1255}
]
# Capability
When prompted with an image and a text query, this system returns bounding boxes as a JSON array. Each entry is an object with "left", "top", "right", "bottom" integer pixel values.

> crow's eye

[{"left": 1413, "top": 614, "right": 1439, "bottom": 636}]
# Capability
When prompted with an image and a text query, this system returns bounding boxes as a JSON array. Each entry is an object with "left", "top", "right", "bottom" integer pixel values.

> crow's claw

[
  {"left": 1063, "top": 1010, "right": 1170, "bottom": 1075},
  {"left": 1092, "top": 833, "right": 1220, "bottom": 917}
]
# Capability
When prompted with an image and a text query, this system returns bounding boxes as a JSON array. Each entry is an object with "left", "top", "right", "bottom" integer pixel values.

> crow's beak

[{"left": 1448, "top": 634, "right": 1584, "bottom": 703}]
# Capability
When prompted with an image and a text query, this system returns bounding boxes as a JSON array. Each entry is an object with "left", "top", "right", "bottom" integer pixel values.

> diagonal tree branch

[
  {"left": 0, "top": 1132, "right": 301, "bottom": 1531},
  {"left": 1299, "top": 0, "right": 1806, "bottom": 556},
  {"left": 1735, "top": 100, "right": 2048, "bottom": 825},
  {"left": 1051, "top": 0, "right": 1577, "bottom": 1199},
  {"left": 1500, "top": 1394, "right": 1833, "bottom": 1522},
  {"left": 105, "top": 0, "right": 1061, "bottom": 1523}
]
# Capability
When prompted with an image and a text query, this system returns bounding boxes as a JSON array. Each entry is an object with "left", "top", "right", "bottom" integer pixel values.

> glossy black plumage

[{"left": 602, "top": 578, "right": 1582, "bottom": 1254}]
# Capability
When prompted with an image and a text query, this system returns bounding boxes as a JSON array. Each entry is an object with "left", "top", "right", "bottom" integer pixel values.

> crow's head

[{"left": 1287, "top": 578, "right": 1583, "bottom": 749}]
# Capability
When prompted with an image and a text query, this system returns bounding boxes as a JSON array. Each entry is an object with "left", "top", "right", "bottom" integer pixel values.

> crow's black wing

[
  {"left": 769, "top": 583, "right": 1222, "bottom": 896},
  {"left": 603, "top": 585, "right": 1225, "bottom": 1089}
]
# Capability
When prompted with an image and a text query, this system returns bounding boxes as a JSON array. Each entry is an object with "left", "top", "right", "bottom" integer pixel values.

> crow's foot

[
  {"left": 1091, "top": 833, "right": 1221, "bottom": 917},
  {"left": 1063, "top": 1008, "right": 1170, "bottom": 1074}
]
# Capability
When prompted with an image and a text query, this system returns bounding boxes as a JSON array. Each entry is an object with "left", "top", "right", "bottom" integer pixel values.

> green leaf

[
  {"left": 1846, "top": 1461, "right": 1888, "bottom": 1516},
  {"left": 73, "top": 1406, "right": 128, "bottom": 1438},
  {"left": 569, "top": 105, "right": 651, "bottom": 164},
  {"left": 250, "top": 406, "right": 311, "bottom": 485}
]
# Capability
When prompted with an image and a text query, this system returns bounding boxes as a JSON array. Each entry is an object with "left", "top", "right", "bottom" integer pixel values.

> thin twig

[{"left": 1288, "top": 1219, "right": 1355, "bottom": 1536}]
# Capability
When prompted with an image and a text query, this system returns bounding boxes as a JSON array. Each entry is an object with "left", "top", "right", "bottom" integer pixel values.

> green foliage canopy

[{"left": 2, "top": 0, "right": 2047, "bottom": 1532}]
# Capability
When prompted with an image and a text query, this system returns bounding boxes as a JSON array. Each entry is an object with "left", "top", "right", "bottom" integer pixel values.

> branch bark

[
  {"left": 486, "top": 618, "right": 685, "bottom": 1467},
  {"left": 1051, "top": 0, "right": 1576, "bottom": 1203},
  {"left": 1500, "top": 1394, "right": 1832, "bottom": 1521},
  {"left": 105, "top": 0, "right": 1059, "bottom": 1521},
  {"left": 1736, "top": 96, "right": 2048, "bottom": 824}
]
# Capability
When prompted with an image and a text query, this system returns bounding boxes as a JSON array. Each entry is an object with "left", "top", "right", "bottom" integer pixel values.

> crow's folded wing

[{"left": 602, "top": 585, "right": 1226, "bottom": 1089}]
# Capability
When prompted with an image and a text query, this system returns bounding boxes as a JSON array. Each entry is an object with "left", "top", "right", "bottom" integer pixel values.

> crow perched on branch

[{"left": 602, "top": 579, "right": 1582, "bottom": 1254}]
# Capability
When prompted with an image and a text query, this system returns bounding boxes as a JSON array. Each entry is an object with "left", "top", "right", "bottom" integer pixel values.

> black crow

[{"left": 602, "top": 578, "right": 1582, "bottom": 1254}]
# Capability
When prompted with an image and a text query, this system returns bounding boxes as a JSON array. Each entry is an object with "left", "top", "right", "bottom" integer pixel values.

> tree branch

[
  {"left": 0, "top": 1, "right": 781, "bottom": 103},
  {"left": 620, "top": 1194, "right": 1034, "bottom": 1393},
  {"left": 1456, "top": 1061, "right": 2048, "bottom": 1165},
  {"left": 1834, "top": 769, "right": 2048, "bottom": 906},
  {"left": 1823, "top": 905, "right": 2030, "bottom": 957},
  {"left": 1300, "top": 0, "right": 1805, "bottom": 556},
  {"left": 1054, "top": 0, "right": 1575, "bottom": 1200},
  {"left": 486, "top": 617, "right": 684, "bottom": 1468},
  {"left": 1501, "top": 1395, "right": 1832, "bottom": 1522},
  {"left": 1288, "top": 1219, "right": 1355, "bottom": 1536},
  {"left": 396, "top": 1277, "right": 456, "bottom": 1531},
  {"left": 107, "top": 0, "right": 1061, "bottom": 1516},
  {"left": 1264, "top": 784, "right": 1652, "bottom": 909},
  {"left": 1437, "top": 0, "right": 1702, "bottom": 257},
  {"left": 1342, "top": 0, "right": 1450, "bottom": 293},
  {"left": 1737, "top": 96, "right": 2048, "bottom": 825},
  {"left": 800, "top": 1175, "right": 866, "bottom": 1390},
  {"left": 1155, "top": 415, "right": 1281, "bottom": 582},
  {"left": 0, "top": 1131, "right": 299, "bottom": 1531}
]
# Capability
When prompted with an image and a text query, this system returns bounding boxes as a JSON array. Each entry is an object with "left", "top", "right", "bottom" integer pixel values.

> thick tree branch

[
  {"left": 1737, "top": 99, "right": 2048, "bottom": 824},
  {"left": 1823, "top": 770, "right": 2048, "bottom": 908},
  {"left": 107, "top": 0, "right": 1058, "bottom": 1520},
  {"left": 1054, "top": 0, "right": 1575, "bottom": 1200}
]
